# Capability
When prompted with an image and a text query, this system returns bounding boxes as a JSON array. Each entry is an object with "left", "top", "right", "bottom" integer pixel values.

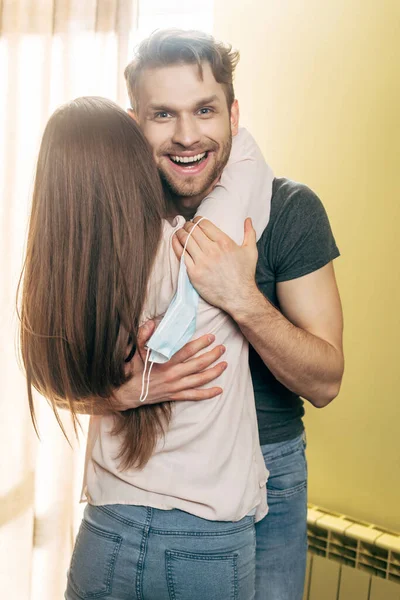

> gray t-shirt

[{"left": 250, "top": 177, "right": 340, "bottom": 445}]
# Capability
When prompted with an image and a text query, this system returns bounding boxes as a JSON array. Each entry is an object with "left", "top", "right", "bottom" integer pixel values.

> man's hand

[
  {"left": 111, "top": 320, "right": 227, "bottom": 411},
  {"left": 172, "top": 216, "right": 344, "bottom": 408},
  {"left": 172, "top": 217, "right": 258, "bottom": 316}
]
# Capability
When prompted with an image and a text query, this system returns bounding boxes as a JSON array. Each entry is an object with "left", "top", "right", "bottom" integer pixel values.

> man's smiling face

[{"left": 135, "top": 61, "right": 239, "bottom": 209}]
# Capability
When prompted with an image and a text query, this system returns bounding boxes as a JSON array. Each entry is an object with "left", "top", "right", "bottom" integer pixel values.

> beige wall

[{"left": 214, "top": 0, "right": 400, "bottom": 531}]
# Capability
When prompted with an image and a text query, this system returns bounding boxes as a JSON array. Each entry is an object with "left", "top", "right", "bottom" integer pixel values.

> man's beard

[{"left": 159, "top": 136, "right": 232, "bottom": 200}]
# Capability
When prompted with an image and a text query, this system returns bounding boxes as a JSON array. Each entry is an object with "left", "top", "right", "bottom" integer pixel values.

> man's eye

[
  {"left": 198, "top": 108, "right": 213, "bottom": 116},
  {"left": 154, "top": 112, "right": 170, "bottom": 119}
]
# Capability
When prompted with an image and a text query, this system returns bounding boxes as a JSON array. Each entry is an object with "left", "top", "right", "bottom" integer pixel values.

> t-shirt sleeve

[
  {"left": 271, "top": 183, "right": 340, "bottom": 282},
  {"left": 194, "top": 128, "right": 274, "bottom": 244}
]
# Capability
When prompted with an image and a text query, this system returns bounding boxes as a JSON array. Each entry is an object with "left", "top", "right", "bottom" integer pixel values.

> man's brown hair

[{"left": 125, "top": 29, "right": 240, "bottom": 112}]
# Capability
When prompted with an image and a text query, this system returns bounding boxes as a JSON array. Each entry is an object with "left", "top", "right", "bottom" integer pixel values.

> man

[
  {"left": 78, "top": 29, "right": 344, "bottom": 599},
  {"left": 119, "top": 28, "right": 344, "bottom": 600}
]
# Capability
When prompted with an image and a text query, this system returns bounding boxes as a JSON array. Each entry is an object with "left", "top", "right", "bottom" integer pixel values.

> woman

[{"left": 19, "top": 97, "right": 272, "bottom": 599}]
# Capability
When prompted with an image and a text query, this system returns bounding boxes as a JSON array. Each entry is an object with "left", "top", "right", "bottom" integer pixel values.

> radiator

[{"left": 303, "top": 505, "right": 400, "bottom": 600}]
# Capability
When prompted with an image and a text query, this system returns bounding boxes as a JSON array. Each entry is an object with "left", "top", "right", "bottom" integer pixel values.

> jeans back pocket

[
  {"left": 166, "top": 550, "right": 238, "bottom": 600},
  {"left": 68, "top": 520, "right": 122, "bottom": 598}
]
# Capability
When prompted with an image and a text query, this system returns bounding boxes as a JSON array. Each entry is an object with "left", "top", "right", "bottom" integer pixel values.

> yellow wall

[{"left": 214, "top": 0, "right": 400, "bottom": 531}]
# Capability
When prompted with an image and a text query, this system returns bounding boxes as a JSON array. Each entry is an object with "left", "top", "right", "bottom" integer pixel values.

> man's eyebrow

[
  {"left": 147, "top": 95, "right": 221, "bottom": 113},
  {"left": 193, "top": 95, "right": 220, "bottom": 109},
  {"left": 147, "top": 103, "right": 173, "bottom": 113}
]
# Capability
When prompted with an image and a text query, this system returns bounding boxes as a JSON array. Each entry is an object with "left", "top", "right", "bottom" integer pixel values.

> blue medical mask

[
  {"left": 139, "top": 218, "right": 205, "bottom": 403},
  {"left": 146, "top": 257, "right": 199, "bottom": 364}
]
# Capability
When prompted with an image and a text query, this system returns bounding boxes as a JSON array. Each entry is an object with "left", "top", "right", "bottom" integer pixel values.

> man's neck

[
  {"left": 164, "top": 178, "right": 219, "bottom": 221},
  {"left": 167, "top": 196, "right": 202, "bottom": 221}
]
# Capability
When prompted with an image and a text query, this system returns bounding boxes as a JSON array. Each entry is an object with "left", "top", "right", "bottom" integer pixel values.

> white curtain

[{"left": 0, "top": 2, "right": 136, "bottom": 598}]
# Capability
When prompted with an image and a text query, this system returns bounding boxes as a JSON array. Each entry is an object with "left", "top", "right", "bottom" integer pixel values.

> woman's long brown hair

[{"left": 19, "top": 97, "right": 171, "bottom": 469}]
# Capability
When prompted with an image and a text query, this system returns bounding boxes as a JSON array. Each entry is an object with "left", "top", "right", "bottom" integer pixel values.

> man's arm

[
  {"left": 53, "top": 321, "right": 227, "bottom": 415},
  {"left": 53, "top": 397, "right": 112, "bottom": 416},
  {"left": 234, "top": 262, "right": 343, "bottom": 407},
  {"left": 173, "top": 218, "right": 344, "bottom": 408}
]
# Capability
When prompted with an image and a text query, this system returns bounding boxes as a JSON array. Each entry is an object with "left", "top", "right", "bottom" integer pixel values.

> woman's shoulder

[{"left": 141, "top": 216, "right": 184, "bottom": 324}]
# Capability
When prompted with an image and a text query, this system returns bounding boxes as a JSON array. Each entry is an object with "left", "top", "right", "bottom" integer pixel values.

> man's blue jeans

[{"left": 255, "top": 433, "right": 308, "bottom": 600}]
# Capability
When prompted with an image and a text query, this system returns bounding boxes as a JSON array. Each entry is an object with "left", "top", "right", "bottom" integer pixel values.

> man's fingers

[
  {"left": 168, "top": 334, "right": 216, "bottom": 364},
  {"left": 177, "top": 344, "right": 226, "bottom": 376},
  {"left": 182, "top": 250, "right": 195, "bottom": 273},
  {"left": 172, "top": 228, "right": 188, "bottom": 250},
  {"left": 135, "top": 320, "right": 156, "bottom": 362},
  {"left": 175, "top": 228, "right": 202, "bottom": 262},
  {"left": 170, "top": 386, "right": 223, "bottom": 402},
  {"left": 243, "top": 217, "right": 257, "bottom": 248},
  {"left": 137, "top": 320, "right": 156, "bottom": 347},
  {"left": 173, "top": 361, "right": 227, "bottom": 392},
  {"left": 172, "top": 231, "right": 184, "bottom": 260},
  {"left": 182, "top": 220, "right": 215, "bottom": 251},
  {"left": 190, "top": 217, "right": 226, "bottom": 243}
]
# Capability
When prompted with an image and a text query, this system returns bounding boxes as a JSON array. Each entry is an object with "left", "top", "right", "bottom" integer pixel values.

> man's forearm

[
  {"left": 54, "top": 397, "right": 114, "bottom": 416},
  {"left": 231, "top": 289, "right": 344, "bottom": 407}
]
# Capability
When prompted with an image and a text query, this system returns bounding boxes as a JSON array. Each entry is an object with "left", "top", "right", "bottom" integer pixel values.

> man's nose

[{"left": 171, "top": 115, "right": 201, "bottom": 148}]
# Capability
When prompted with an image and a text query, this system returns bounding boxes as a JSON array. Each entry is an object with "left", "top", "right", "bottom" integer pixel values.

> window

[{"left": 134, "top": 0, "right": 214, "bottom": 44}]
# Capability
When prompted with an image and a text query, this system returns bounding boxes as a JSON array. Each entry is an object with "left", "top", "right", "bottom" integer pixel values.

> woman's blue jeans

[{"left": 65, "top": 503, "right": 257, "bottom": 600}]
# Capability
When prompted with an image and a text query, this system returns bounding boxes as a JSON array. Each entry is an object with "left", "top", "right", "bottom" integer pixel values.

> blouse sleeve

[{"left": 194, "top": 128, "right": 274, "bottom": 244}]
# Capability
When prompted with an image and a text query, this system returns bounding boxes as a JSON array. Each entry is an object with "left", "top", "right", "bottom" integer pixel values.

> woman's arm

[{"left": 195, "top": 128, "right": 273, "bottom": 243}]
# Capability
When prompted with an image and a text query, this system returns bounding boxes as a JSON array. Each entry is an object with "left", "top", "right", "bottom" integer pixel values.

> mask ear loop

[
  {"left": 140, "top": 218, "right": 207, "bottom": 404},
  {"left": 182, "top": 217, "right": 207, "bottom": 258},
  {"left": 140, "top": 360, "right": 154, "bottom": 404},
  {"left": 139, "top": 347, "right": 151, "bottom": 403}
]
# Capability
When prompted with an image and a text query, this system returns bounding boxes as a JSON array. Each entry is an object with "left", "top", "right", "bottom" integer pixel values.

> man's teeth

[{"left": 170, "top": 152, "right": 206, "bottom": 164}]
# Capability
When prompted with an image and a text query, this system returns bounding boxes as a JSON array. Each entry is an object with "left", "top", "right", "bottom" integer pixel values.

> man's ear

[
  {"left": 230, "top": 100, "right": 240, "bottom": 136},
  {"left": 127, "top": 108, "right": 138, "bottom": 122}
]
